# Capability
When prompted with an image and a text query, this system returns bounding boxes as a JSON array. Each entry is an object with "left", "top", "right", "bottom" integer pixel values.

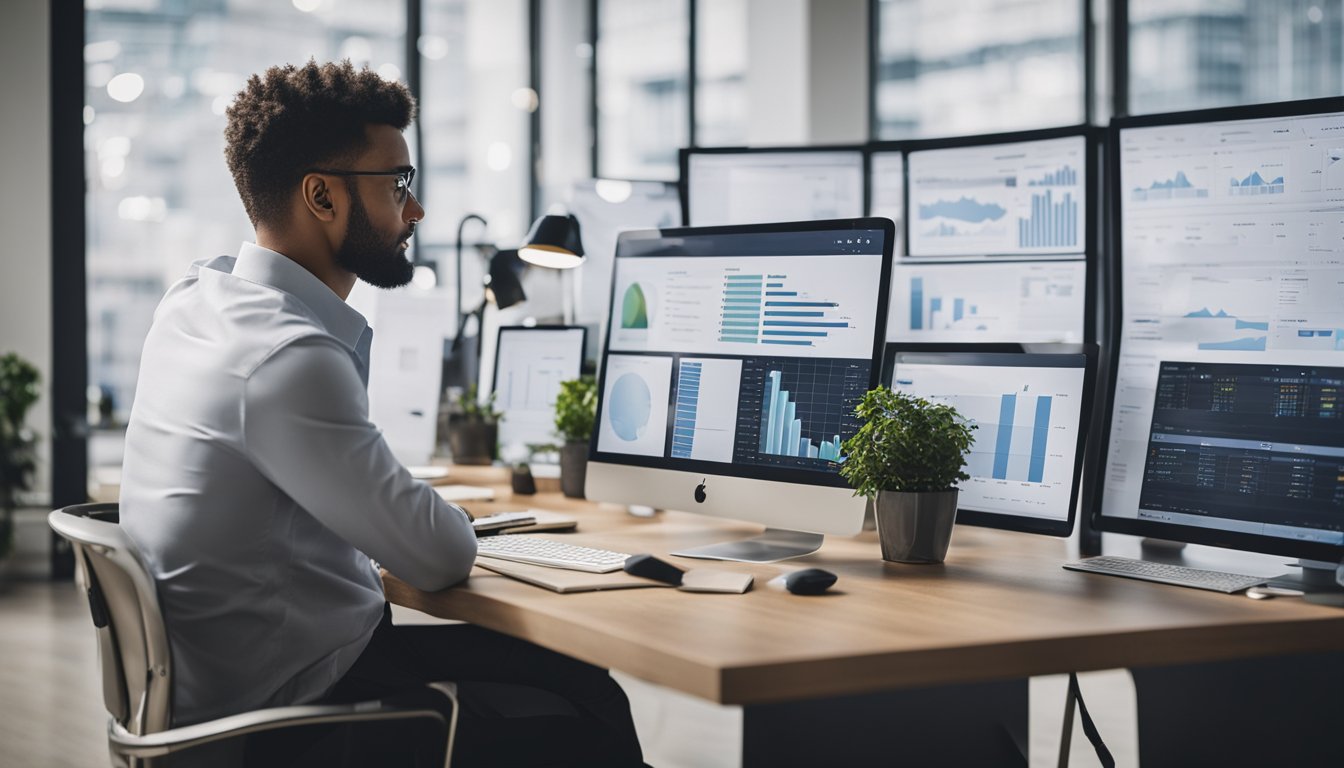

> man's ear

[{"left": 301, "top": 174, "right": 338, "bottom": 222}]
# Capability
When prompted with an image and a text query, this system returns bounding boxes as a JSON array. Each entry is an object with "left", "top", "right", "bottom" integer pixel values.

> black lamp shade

[
  {"left": 520, "top": 214, "right": 585, "bottom": 269},
  {"left": 485, "top": 249, "right": 527, "bottom": 310}
]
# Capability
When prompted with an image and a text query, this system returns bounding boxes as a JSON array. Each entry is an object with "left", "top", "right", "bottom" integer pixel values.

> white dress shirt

[{"left": 121, "top": 243, "right": 476, "bottom": 726}]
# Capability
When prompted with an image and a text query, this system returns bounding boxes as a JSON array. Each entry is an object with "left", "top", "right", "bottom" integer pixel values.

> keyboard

[
  {"left": 1063, "top": 555, "right": 1268, "bottom": 594},
  {"left": 476, "top": 535, "right": 632, "bottom": 573}
]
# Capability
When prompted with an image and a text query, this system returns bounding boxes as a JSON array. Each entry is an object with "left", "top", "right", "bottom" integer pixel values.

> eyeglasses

[{"left": 306, "top": 167, "right": 416, "bottom": 204}]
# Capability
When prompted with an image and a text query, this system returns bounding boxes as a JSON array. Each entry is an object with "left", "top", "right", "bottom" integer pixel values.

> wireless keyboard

[
  {"left": 1063, "top": 555, "right": 1268, "bottom": 594},
  {"left": 476, "top": 535, "right": 632, "bottom": 573}
]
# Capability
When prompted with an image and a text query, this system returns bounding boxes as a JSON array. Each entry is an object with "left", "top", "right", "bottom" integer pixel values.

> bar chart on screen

[
  {"left": 732, "top": 357, "right": 869, "bottom": 469},
  {"left": 888, "top": 261, "right": 1086, "bottom": 343}
]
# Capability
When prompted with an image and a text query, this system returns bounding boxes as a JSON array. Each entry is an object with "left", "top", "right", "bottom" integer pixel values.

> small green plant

[
  {"left": 454, "top": 384, "right": 502, "bottom": 423},
  {"left": 1, "top": 352, "right": 41, "bottom": 559},
  {"left": 554, "top": 376, "right": 597, "bottom": 443},
  {"left": 839, "top": 387, "right": 976, "bottom": 497}
]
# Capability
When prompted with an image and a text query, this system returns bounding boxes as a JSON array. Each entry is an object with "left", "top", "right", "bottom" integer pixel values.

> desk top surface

[{"left": 384, "top": 466, "right": 1344, "bottom": 705}]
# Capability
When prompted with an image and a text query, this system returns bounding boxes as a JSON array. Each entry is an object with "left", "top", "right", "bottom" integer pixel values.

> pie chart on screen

[{"left": 609, "top": 373, "right": 652, "bottom": 441}]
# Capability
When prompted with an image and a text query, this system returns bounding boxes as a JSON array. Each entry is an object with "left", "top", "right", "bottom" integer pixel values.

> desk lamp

[{"left": 519, "top": 214, "right": 585, "bottom": 269}]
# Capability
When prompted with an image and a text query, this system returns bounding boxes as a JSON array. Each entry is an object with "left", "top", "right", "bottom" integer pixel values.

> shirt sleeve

[{"left": 241, "top": 335, "right": 477, "bottom": 592}]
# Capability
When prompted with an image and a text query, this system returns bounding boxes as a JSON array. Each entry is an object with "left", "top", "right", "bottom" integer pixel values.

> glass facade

[
  {"left": 596, "top": 0, "right": 689, "bottom": 179},
  {"left": 1129, "top": 0, "right": 1344, "bottom": 115},
  {"left": 695, "top": 0, "right": 749, "bottom": 147},
  {"left": 874, "top": 0, "right": 1085, "bottom": 139}
]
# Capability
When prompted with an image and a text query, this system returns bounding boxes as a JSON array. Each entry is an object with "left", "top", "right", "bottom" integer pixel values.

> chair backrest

[{"left": 49, "top": 503, "right": 174, "bottom": 736}]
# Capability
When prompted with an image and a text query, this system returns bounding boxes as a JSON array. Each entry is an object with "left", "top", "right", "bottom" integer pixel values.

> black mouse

[
  {"left": 623, "top": 554, "right": 685, "bottom": 586},
  {"left": 769, "top": 568, "right": 837, "bottom": 595}
]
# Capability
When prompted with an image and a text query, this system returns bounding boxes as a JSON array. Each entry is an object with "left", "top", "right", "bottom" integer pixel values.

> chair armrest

[{"left": 108, "top": 701, "right": 447, "bottom": 758}]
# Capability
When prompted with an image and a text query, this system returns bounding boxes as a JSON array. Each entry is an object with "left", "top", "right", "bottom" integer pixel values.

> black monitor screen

[{"left": 1138, "top": 361, "right": 1344, "bottom": 546}]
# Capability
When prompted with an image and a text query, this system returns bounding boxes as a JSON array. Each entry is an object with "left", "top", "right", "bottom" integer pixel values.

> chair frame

[{"left": 50, "top": 502, "right": 457, "bottom": 767}]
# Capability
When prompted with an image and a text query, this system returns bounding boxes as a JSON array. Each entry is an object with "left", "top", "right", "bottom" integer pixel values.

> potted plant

[
  {"left": 0, "top": 353, "right": 40, "bottom": 563},
  {"left": 840, "top": 387, "right": 976, "bottom": 564},
  {"left": 553, "top": 376, "right": 597, "bottom": 498},
  {"left": 446, "top": 384, "right": 501, "bottom": 465}
]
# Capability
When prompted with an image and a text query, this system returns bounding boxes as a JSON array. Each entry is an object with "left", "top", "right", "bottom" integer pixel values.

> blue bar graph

[
  {"left": 909, "top": 278, "right": 981, "bottom": 331},
  {"left": 1028, "top": 396, "right": 1052, "bottom": 483},
  {"left": 759, "top": 371, "right": 842, "bottom": 461},
  {"left": 671, "top": 363, "right": 702, "bottom": 459},
  {"left": 993, "top": 394, "right": 1016, "bottom": 479},
  {"left": 911, "top": 277, "right": 925, "bottom": 330},
  {"left": 1017, "top": 189, "right": 1077, "bottom": 249},
  {"left": 720, "top": 273, "right": 763, "bottom": 343}
]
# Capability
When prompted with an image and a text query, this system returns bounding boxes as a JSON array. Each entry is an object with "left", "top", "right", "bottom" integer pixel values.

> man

[{"left": 120, "top": 60, "right": 644, "bottom": 766}]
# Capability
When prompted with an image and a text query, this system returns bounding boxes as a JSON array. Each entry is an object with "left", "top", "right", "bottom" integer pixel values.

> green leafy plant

[
  {"left": 453, "top": 384, "right": 502, "bottom": 423},
  {"left": 839, "top": 386, "right": 976, "bottom": 497},
  {"left": 1, "top": 352, "right": 41, "bottom": 558},
  {"left": 554, "top": 376, "right": 597, "bottom": 443}
]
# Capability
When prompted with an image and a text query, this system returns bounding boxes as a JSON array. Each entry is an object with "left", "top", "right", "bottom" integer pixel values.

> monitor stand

[
  {"left": 1268, "top": 559, "right": 1344, "bottom": 594},
  {"left": 672, "top": 528, "right": 824, "bottom": 563}
]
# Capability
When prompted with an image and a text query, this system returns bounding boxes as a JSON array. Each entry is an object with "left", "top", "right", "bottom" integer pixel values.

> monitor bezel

[
  {"left": 678, "top": 145, "right": 869, "bottom": 227},
  {"left": 590, "top": 217, "right": 896, "bottom": 490},
  {"left": 1088, "top": 96, "right": 1344, "bottom": 562},
  {"left": 880, "top": 342, "right": 1097, "bottom": 537},
  {"left": 889, "top": 124, "right": 1101, "bottom": 261}
]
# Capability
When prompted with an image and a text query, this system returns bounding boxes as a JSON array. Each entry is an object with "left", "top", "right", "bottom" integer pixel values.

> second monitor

[
  {"left": 492, "top": 325, "right": 587, "bottom": 461},
  {"left": 585, "top": 218, "right": 895, "bottom": 562}
]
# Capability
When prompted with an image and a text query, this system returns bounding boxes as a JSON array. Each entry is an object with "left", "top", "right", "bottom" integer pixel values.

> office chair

[{"left": 49, "top": 502, "right": 458, "bottom": 767}]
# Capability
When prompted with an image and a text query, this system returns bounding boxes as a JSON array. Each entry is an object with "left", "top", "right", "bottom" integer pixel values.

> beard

[{"left": 333, "top": 188, "right": 415, "bottom": 289}]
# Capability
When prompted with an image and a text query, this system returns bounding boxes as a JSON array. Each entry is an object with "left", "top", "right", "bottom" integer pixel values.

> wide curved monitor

[
  {"left": 1092, "top": 97, "right": 1344, "bottom": 567},
  {"left": 585, "top": 218, "right": 895, "bottom": 562}
]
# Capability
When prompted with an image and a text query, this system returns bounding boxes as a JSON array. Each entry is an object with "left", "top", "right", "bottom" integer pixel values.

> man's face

[{"left": 331, "top": 124, "right": 425, "bottom": 289}]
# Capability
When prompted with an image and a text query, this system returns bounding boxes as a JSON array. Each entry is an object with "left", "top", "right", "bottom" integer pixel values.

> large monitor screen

[
  {"left": 883, "top": 347, "right": 1093, "bottom": 536},
  {"left": 885, "top": 260, "right": 1087, "bottom": 343},
  {"left": 492, "top": 326, "right": 586, "bottom": 460},
  {"left": 593, "top": 221, "right": 891, "bottom": 486},
  {"left": 907, "top": 135, "right": 1087, "bottom": 258},
  {"left": 1098, "top": 103, "right": 1344, "bottom": 560},
  {"left": 685, "top": 150, "right": 865, "bottom": 227}
]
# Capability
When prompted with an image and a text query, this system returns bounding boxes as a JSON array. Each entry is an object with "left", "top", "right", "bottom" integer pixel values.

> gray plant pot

[
  {"left": 874, "top": 489, "right": 959, "bottom": 564},
  {"left": 447, "top": 419, "right": 497, "bottom": 465},
  {"left": 560, "top": 441, "right": 589, "bottom": 499}
]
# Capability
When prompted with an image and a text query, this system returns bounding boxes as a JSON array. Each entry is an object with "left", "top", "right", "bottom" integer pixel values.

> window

[
  {"left": 873, "top": 0, "right": 1085, "bottom": 139},
  {"left": 85, "top": 0, "right": 406, "bottom": 420},
  {"left": 537, "top": 0, "right": 594, "bottom": 214},
  {"left": 1128, "top": 0, "right": 1344, "bottom": 115},
  {"left": 596, "top": 0, "right": 690, "bottom": 179},
  {"left": 695, "top": 0, "right": 749, "bottom": 146}
]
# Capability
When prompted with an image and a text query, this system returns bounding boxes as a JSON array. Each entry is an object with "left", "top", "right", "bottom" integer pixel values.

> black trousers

[{"left": 244, "top": 605, "right": 647, "bottom": 767}]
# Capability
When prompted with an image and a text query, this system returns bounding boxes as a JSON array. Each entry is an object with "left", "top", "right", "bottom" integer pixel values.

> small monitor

[
  {"left": 684, "top": 149, "right": 865, "bottom": 227},
  {"left": 881, "top": 343, "right": 1097, "bottom": 536},
  {"left": 907, "top": 134, "right": 1088, "bottom": 259},
  {"left": 887, "top": 260, "right": 1087, "bottom": 343},
  {"left": 491, "top": 326, "right": 587, "bottom": 461},
  {"left": 585, "top": 218, "right": 894, "bottom": 562}
]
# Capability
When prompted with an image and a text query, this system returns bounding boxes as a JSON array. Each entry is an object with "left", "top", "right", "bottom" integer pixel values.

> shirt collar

[{"left": 230, "top": 242, "right": 369, "bottom": 350}]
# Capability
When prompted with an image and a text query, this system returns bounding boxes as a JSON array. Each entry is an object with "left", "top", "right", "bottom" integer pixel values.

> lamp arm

[{"left": 455, "top": 213, "right": 489, "bottom": 327}]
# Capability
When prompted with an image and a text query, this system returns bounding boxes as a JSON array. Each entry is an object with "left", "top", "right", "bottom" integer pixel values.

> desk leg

[{"left": 741, "top": 678, "right": 1028, "bottom": 767}]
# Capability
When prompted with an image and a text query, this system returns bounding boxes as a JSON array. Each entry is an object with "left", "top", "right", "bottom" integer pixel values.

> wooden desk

[{"left": 386, "top": 466, "right": 1344, "bottom": 708}]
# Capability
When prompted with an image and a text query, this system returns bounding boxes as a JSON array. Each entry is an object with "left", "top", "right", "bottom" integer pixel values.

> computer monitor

[
  {"left": 682, "top": 148, "right": 865, "bottom": 227},
  {"left": 886, "top": 260, "right": 1088, "bottom": 343},
  {"left": 491, "top": 325, "right": 587, "bottom": 461},
  {"left": 881, "top": 344, "right": 1097, "bottom": 537},
  {"left": 585, "top": 218, "right": 894, "bottom": 562},
  {"left": 1092, "top": 97, "right": 1344, "bottom": 578},
  {"left": 867, "top": 149, "right": 905, "bottom": 253},
  {"left": 906, "top": 130, "right": 1091, "bottom": 259}
]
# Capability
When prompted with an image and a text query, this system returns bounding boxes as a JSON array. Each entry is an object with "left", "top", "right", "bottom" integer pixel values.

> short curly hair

[{"left": 224, "top": 60, "right": 415, "bottom": 228}]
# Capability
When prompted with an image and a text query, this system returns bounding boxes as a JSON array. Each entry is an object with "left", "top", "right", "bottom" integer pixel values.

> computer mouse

[
  {"left": 623, "top": 554, "right": 685, "bottom": 586},
  {"left": 768, "top": 568, "right": 837, "bottom": 596}
]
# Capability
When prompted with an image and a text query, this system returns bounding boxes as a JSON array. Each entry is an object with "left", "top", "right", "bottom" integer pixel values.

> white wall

[{"left": 0, "top": 0, "right": 53, "bottom": 503}]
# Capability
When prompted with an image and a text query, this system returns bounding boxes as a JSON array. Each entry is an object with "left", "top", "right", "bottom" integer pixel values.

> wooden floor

[{"left": 1, "top": 579, "right": 1136, "bottom": 767}]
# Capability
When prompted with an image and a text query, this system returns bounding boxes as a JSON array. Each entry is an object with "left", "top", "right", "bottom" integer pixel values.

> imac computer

[
  {"left": 491, "top": 325, "right": 587, "bottom": 461},
  {"left": 584, "top": 218, "right": 894, "bottom": 562},
  {"left": 1091, "top": 98, "right": 1344, "bottom": 587},
  {"left": 881, "top": 343, "right": 1097, "bottom": 536},
  {"left": 682, "top": 148, "right": 865, "bottom": 227}
]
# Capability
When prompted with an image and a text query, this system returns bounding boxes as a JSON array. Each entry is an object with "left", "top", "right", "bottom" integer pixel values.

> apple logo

[{"left": 693, "top": 479, "right": 707, "bottom": 504}]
